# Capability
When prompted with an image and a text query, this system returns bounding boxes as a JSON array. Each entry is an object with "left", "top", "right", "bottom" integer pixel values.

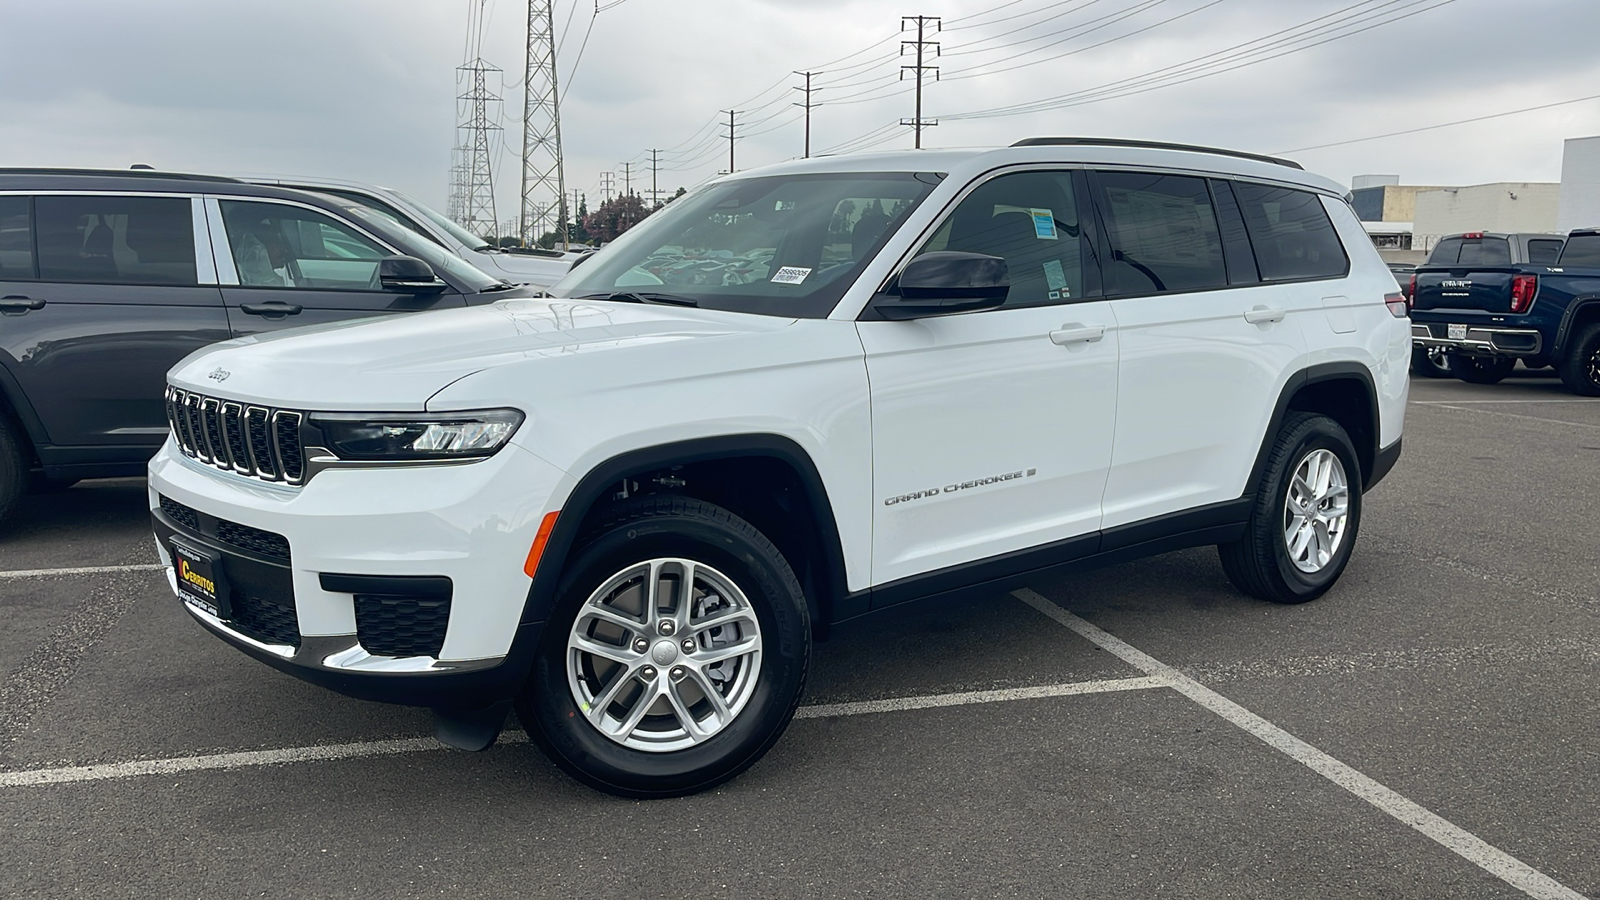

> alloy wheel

[{"left": 1282, "top": 448, "right": 1350, "bottom": 574}]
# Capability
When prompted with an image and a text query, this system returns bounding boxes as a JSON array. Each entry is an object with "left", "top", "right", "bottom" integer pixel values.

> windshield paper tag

[
  {"left": 1030, "top": 209, "right": 1058, "bottom": 240},
  {"left": 1043, "top": 259, "right": 1069, "bottom": 299},
  {"left": 771, "top": 266, "right": 812, "bottom": 285}
]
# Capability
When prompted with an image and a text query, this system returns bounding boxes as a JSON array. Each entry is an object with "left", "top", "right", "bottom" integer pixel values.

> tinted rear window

[
  {"left": 35, "top": 195, "right": 196, "bottom": 285},
  {"left": 1428, "top": 238, "right": 1462, "bottom": 265},
  {"left": 1527, "top": 239, "right": 1563, "bottom": 265},
  {"left": 1232, "top": 183, "right": 1347, "bottom": 281},
  {"left": 1093, "top": 171, "right": 1228, "bottom": 295},
  {"left": 1558, "top": 234, "right": 1600, "bottom": 268},
  {"left": 0, "top": 196, "right": 31, "bottom": 279},
  {"left": 1457, "top": 238, "right": 1510, "bottom": 266}
]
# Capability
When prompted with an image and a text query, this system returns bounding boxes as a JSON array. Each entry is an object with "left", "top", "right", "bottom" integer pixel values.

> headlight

[{"left": 310, "top": 409, "right": 524, "bottom": 461}]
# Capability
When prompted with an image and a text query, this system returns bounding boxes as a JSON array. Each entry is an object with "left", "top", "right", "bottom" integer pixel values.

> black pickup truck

[{"left": 1410, "top": 230, "right": 1600, "bottom": 394}]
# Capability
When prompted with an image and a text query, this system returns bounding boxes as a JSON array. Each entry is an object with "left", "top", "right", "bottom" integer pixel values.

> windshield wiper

[{"left": 579, "top": 291, "right": 699, "bottom": 308}]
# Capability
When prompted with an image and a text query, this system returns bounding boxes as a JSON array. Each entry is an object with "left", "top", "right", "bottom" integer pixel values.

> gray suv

[{"left": 0, "top": 168, "right": 532, "bottom": 526}]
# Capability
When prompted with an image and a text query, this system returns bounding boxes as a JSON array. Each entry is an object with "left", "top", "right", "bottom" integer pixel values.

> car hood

[
  {"left": 474, "top": 251, "right": 572, "bottom": 285},
  {"left": 167, "top": 299, "right": 795, "bottom": 411}
]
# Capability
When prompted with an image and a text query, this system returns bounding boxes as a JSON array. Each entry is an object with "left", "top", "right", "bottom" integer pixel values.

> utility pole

[
  {"left": 721, "top": 109, "right": 740, "bottom": 173},
  {"left": 520, "top": 0, "right": 566, "bottom": 249},
  {"left": 900, "top": 15, "right": 941, "bottom": 149},
  {"left": 600, "top": 171, "right": 615, "bottom": 203},
  {"left": 648, "top": 149, "right": 660, "bottom": 206},
  {"left": 793, "top": 71, "right": 821, "bottom": 158},
  {"left": 622, "top": 161, "right": 632, "bottom": 197},
  {"left": 457, "top": 57, "right": 503, "bottom": 238},
  {"left": 570, "top": 188, "right": 583, "bottom": 241}
]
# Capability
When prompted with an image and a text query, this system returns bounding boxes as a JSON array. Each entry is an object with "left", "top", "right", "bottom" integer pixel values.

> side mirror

[
  {"left": 379, "top": 255, "right": 447, "bottom": 293},
  {"left": 879, "top": 251, "right": 1009, "bottom": 320}
]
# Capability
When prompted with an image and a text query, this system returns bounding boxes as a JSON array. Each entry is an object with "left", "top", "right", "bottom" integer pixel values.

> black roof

[
  {"left": 1010, "top": 137, "right": 1304, "bottom": 170},
  {"left": 0, "top": 167, "right": 242, "bottom": 183}
]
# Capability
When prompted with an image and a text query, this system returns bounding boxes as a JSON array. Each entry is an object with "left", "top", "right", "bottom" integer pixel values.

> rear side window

[
  {"left": 1527, "top": 239, "right": 1563, "bottom": 265},
  {"left": 0, "top": 196, "right": 31, "bottom": 279},
  {"left": 1232, "top": 183, "right": 1348, "bottom": 281},
  {"left": 1428, "top": 238, "right": 1462, "bottom": 265},
  {"left": 35, "top": 195, "right": 197, "bottom": 285},
  {"left": 1458, "top": 238, "right": 1510, "bottom": 266},
  {"left": 1559, "top": 234, "right": 1600, "bottom": 268},
  {"left": 1093, "top": 172, "right": 1227, "bottom": 295}
]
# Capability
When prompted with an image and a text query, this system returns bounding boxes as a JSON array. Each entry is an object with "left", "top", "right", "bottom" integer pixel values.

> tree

[{"left": 583, "top": 194, "right": 653, "bottom": 244}]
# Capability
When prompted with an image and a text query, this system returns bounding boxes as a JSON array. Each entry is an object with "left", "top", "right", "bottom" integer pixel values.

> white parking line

[
  {"left": 1412, "top": 399, "right": 1600, "bottom": 404},
  {"left": 0, "top": 676, "right": 1161, "bottom": 788},
  {"left": 1429, "top": 405, "right": 1600, "bottom": 431},
  {"left": 0, "top": 563, "right": 164, "bottom": 580},
  {"left": 1012, "top": 588, "right": 1587, "bottom": 900}
]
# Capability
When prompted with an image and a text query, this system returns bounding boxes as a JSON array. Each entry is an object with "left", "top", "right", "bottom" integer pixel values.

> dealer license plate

[
  {"left": 1447, "top": 323, "right": 1468, "bottom": 340},
  {"left": 171, "top": 542, "right": 226, "bottom": 618}
]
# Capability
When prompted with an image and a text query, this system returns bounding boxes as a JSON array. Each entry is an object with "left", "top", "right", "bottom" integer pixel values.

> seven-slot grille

[{"left": 166, "top": 387, "right": 306, "bottom": 485}]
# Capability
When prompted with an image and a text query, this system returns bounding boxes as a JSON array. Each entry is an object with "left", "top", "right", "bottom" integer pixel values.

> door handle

[
  {"left": 1049, "top": 324, "right": 1105, "bottom": 346},
  {"left": 239, "top": 302, "right": 303, "bottom": 317},
  {"left": 1243, "top": 306, "right": 1286, "bottom": 324},
  {"left": 0, "top": 295, "right": 45, "bottom": 312}
]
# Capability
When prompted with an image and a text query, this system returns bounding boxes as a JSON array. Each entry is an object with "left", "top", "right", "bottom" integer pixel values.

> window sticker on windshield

[
  {"left": 1043, "top": 259, "right": 1069, "bottom": 299},
  {"left": 771, "top": 266, "right": 812, "bottom": 285},
  {"left": 1030, "top": 209, "right": 1058, "bottom": 240}
]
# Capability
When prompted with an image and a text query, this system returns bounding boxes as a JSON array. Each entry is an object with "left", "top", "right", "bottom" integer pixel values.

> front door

[
  {"left": 208, "top": 198, "right": 465, "bottom": 337},
  {"left": 858, "top": 168, "right": 1118, "bottom": 590}
]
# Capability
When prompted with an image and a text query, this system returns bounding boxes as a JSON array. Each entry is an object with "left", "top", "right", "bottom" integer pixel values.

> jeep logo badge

[{"left": 207, "top": 367, "right": 231, "bottom": 382}]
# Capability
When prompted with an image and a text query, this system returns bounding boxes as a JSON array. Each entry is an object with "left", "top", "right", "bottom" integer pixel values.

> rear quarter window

[{"left": 1232, "top": 183, "right": 1348, "bottom": 281}]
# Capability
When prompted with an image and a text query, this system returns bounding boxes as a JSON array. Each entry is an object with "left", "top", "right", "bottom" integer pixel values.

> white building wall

[
  {"left": 1412, "top": 182, "right": 1560, "bottom": 253},
  {"left": 1558, "top": 135, "right": 1600, "bottom": 232}
]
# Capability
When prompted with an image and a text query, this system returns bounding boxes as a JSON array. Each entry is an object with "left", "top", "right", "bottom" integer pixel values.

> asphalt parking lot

[{"left": 2, "top": 372, "right": 1597, "bottom": 899}]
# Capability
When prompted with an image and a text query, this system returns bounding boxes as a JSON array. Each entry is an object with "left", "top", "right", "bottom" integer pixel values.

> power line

[{"left": 1279, "top": 92, "right": 1600, "bottom": 154}]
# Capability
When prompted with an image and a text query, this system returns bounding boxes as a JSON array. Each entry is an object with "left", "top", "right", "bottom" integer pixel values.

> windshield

[
  {"left": 343, "top": 205, "right": 506, "bottom": 293},
  {"left": 391, "top": 189, "right": 493, "bottom": 251},
  {"left": 553, "top": 172, "right": 937, "bottom": 317}
]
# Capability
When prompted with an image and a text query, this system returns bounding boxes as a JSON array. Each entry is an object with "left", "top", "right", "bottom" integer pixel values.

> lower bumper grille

[{"left": 354, "top": 595, "right": 452, "bottom": 658}]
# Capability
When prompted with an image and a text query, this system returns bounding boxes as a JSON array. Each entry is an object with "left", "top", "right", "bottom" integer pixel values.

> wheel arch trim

[
  {"left": 1246, "top": 362, "right": 1380, "bottom": 496},
  {"left": 1554, "top": 294, "right": 1600, "bottom": 355}
]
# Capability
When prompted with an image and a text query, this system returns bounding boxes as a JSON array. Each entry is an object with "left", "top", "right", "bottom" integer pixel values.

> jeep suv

[
  {"left": 0, "top": 169, "right": 533, "bottom": 527},
  {"left": 148, "top": 139, "right": 1408, "bottom": 797}
]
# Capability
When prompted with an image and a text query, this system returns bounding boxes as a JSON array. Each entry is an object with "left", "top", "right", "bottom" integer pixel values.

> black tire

[
  {"left": 1410, "top": 345, "right": 1451, "bottom": 378},
  {"left": 1556, "top": 323, "right": 1600, "bottom": 397},
  {"left": 0, "top": 417, "right": 28, "bottom": 528},
  {"left": 1447, "top": 354, "right": 1515, "bottom": 384},
  {"left": 1218, "top": 412, "right": 1363, "bottom": 604},
  {"left": 518, "top": 496, "right": 810, "bottom": 798}
]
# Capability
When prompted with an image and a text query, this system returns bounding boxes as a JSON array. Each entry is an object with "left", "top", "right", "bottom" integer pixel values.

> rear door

[
  {"left": 0, "top": 192, "right": 228, "bottom": 454},
  {"left": 207, "top": 197, "right": 467, "bottom": 337}
]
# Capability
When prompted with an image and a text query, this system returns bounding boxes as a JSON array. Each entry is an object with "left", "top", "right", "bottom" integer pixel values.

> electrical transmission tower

[
  {"left": 900, "top": 16, "right": 940, "bottom": 149},
  {"left": 457, "top": 57, "right": 503, "bottom": 238},
  {"left": 446, "top": 143, "right": 470, "bottom": 222},
  {"left": 793, "top": 71, "right": 821, "bottom": 158},
  {"left": 520, "top": 0, "right": 566, "bottom": 248}
]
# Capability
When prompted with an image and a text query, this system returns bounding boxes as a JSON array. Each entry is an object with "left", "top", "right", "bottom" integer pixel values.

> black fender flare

[
  {"left": 1554, "top": 295, "right": 1600, "bottom": 356},
  {"left": 518, "top": 433, "right": 851, "bottom": 629},
  {"left": 0, "top": 360, "right": 46, "bottom": 459},
  {"left": 1246, "top": 362, "right": 1381, "bottom": 497}
]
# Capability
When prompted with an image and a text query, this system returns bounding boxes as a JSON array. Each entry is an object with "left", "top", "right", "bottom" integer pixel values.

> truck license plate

[{"left": 1447, "top": 324, "right": 1467, "bottom": 340}]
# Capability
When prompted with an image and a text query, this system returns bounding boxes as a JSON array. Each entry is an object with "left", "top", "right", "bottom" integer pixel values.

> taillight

[
  {"left": 1384, "top": 292, "right": 1407, "bottom": 318},
  {"left": 1510, "top": 274, "right": 1538, "bottom": 313},
  {"left": 1407, "top": 274, "right": 1417, "bottom": 307}
]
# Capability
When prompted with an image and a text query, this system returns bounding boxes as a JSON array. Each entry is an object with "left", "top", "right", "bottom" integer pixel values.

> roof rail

[
  {"left": 0, "top": 167, "right": 242, "bottom": 183},
  {"left": 1010, "top": 137, "right": 1303, "bottom": 170}
]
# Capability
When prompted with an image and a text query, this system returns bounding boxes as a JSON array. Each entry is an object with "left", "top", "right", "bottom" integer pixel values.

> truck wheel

[
  {"left": 1448, "top": 354, "right": 1515, "bottom": 384},
  {"left": 519, "top": 496, "right": 810, "bottom": 798},
  {"left": 1218, "top": 413, "right": 1362, "bottom": 605},
  {"left": 0, "top": 417, "right": 28, "bottom": 528},
  {"left": 1409, "top": 345, "right": 1450, "bottom": 378},
  {"left": 1556, "top": 324, "right": 1600, "bottom": 396}
]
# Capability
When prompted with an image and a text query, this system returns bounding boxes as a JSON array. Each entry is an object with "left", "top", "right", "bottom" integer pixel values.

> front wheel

[
  {"left": 1556, "top": 324, "right": 1600, "bottom": 396},
  {"left": 1218, "top": 413, "right": 1362, "bottom": 604},
  {"left": 519, "top": 496, "right": 810, "bottom": 798},
  {"left": 1448, "top": 354, "right": 1515, "bottom": 384}
]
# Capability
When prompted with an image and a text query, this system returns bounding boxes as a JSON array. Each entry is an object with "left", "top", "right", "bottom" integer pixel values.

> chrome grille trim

[{"left": 165, "top": 387, "right": 306, "bottom": 486}]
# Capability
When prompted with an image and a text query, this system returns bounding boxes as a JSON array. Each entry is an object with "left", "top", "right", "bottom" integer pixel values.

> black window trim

[
  {"left": 208, "top": 194, "right": 414, "bottom": 294},
  {"left": 862, "top": 163, "right": 1106, "bottom": 320},
  {"left": 1230, "top": 177, "right": 1352, "bottom": 285}
]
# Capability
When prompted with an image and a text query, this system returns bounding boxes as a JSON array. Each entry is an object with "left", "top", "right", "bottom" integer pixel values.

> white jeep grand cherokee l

[{"left": 150, "top": 138, "right": 1408, "bottom": 797}]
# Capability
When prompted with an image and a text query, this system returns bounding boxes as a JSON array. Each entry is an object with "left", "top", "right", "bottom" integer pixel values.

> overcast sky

[{"left": 3, "top": 0, "right": 1598, "bottom": 228}]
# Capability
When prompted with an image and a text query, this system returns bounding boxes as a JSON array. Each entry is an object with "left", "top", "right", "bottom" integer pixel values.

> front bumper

[
  {"left": 1411, "top": 322, "right": 1542, "bottom": 358},
  {"left": 148, "top": 439, "right": 566, "bottom": 707}
]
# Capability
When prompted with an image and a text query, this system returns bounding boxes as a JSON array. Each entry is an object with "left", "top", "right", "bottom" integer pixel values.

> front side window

[
  {"left": 554, "top": 172, "right": 937, "bottom": 317},
  {"left": 34, "top": 195, "right": 197, "bottom": 285},
  {"left": 1233, "top": 182, "right": 1348, "bottom": 281},
  {"left": 220, "top": 200, "right": 388, "bottom": 290},
  {"left": 0, "top": 196, "right": 31, "bottom": 279},
  {"left": 1093, "top": 172, "right": 1227, "bottom": 295},
  {"left": 914, "top": 169, "right": 1086, "bottom": 308},
  {"left": 1558, "top": 234, "right": 1600, "bottom": 268}
]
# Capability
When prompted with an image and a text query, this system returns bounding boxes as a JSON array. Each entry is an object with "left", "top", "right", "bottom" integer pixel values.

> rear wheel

[
  {"left": 0, "top": 417, "right": 27, "bottom": 528},
  {"left": 1219, "top": 412, "right": 1362, "bottom": 604},
  {"left": 1556, "top": 324, "right": 1600, "bottom": 396},
  {"left": 519, "top": 496, "right": 809, "bottom": 798},
  {"left": 1409, "top": 345, "right": 1451, "bottom": 378},
  {"left": 1448, "top": 354, "right": 1515, "bottom": 384}
]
